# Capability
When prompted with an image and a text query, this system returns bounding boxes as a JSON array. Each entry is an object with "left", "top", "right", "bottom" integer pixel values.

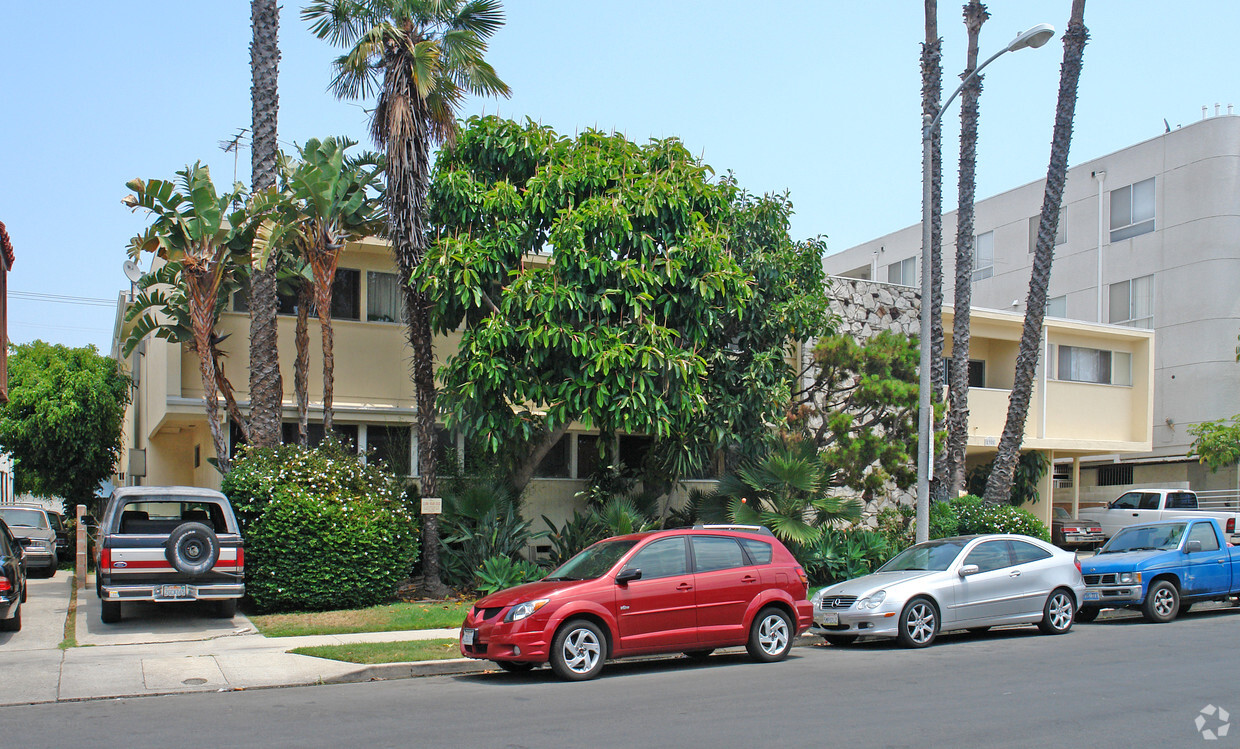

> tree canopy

[
  {"left": 418, "top": 116, "right": 829, "bottom": 490},
  {"left": 0, "top": 341, "right": 130, "bottom": 505}
]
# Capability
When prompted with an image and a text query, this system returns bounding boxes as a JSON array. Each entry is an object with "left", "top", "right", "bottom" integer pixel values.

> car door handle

[
  {"left": 1009, "top": 570, "right": 1021, "bottom": 578},
  {"left": 676, "top": 583, "right": 693, "bottom": 591},
  {"left": 1132, "top": 513, "right": 1140, "bottom": 517},
  {"left": 741, "top": 575, "right": 758, "bottom": 583}
]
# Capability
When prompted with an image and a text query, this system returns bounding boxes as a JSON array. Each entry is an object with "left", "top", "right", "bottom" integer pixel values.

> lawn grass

[
  {"left": 250, "top": 600, "right": 474, "bottom": 637},
  {"left": 290, "top": 638, "right": 461, "bottom": 664}
]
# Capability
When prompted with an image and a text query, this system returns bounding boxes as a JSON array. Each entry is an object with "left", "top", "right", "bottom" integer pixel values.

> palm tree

[
  {"left": 124, "top": 164, "right": 251, "bottom": 471},
  {"left": 922, "top": 0, "right": 950, "bottom": 502},
  {"left": 285, "top": 137, "right": 384, "bottom": 433},
  {"left": 304, "top": 0, "right": 510, "bottom": 596},
  {"left": 704, "top": 439, "right": 861, "bottom": 546},
  {"left": 248, "top": 0, "right": 284, "bottom": 449},
  {"left": 123, "top": 261, "right": 250, "bottom": 433},
  {"left": 943, "top": 0, "right": 990, "bottom": 498},
  {"left": 984, "top": 0, "right": 1089, "bottom": 503}
]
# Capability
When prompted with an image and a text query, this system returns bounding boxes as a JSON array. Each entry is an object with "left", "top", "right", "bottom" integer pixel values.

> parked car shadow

[
  {"left": 1081, "top": 600, "right": 1240, "bottom": 626},
  {"left": 79, "top": 584, "right": 254, "bottom": 646},
  {"left": 453, "top": 650, "right": 787, "bottom": 685}
]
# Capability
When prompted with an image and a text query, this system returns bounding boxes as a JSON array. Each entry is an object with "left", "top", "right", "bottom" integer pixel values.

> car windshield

[
  {"left": 1053, "top": 508, "right": 1070, "bottom": 520},
  {"left": 877, "top": 538, "right": 968, "bottom": 572},
  {"left": 546, "top": 539, "right": 640, "bottom": 581},
  {"left": 0, "top": 508, "right": 48, "bottom": 529},
  {"left": 1101, "top": 523, "right": 1187, "bottom": 553}
]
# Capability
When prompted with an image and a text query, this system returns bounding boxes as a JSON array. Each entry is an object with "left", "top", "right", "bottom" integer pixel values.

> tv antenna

[{"left": 219, "top": 127, "right": 251, "bottom": 185}]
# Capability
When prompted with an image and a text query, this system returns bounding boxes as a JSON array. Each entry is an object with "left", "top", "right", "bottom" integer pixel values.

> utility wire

[{"left": 10, "top": 290, "right": 117, "bottom": 308}]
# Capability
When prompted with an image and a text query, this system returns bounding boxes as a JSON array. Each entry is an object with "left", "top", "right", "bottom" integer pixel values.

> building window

[
  {"left": 367, "top": 271, "right": 404, "bottom": 323},
  {"left": 1110, "top": 177, "right": 1155, "bottom": 241},
  {"left": 1055, "top": 345, "right": 1112, "bottom": 385},
  {"left": 535, "top": 435, "right": 571, "bottom": 478},
  {"left": 887, "top": 257, "right": 916, "bottom": 287},
  {"left": 972, "top": 231, "right": 994, "bottom": 282},
  {"left": 368, "top": 424, "right": 412, "bottom": 476},
  {"left": 945, "top": 359, "right": 986, "bottom": 391},
  {"left": 281, "top": 422, "right": 358, "bottom": 449},
  {"left": 1028, "top": 210, "right": 1066, "bottom": 252},
  {"left": 1096, "top": 464, "right": 1134, "bottom": 487},
  {"left": 618, "top": 435, "right": 653, "bottom": 471},
  {"left": 331, "top": 269, "right": 361, "bottom": 321},
  {"left": 1052, "top": 462, "right": 1073, "bottom": 488},
  {"left": 1046, "top": 295, "right": 1067, "bottom": 318},
  {"left": 1109, "top": 275, "right": 1153, "bottom": 328}
]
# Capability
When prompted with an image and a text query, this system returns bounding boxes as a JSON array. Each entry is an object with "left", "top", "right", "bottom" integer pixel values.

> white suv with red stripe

[{"left": 94, "top": 486, "right": 244, "bottom": 623}]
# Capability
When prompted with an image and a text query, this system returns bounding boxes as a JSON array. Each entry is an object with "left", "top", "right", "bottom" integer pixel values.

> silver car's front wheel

[{"left": 897, "top": 597, "right": 938, "bottom": 648}]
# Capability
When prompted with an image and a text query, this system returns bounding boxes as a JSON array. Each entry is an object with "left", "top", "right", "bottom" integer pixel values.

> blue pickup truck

[{"left": 1077, "top": 517, "right": 1240, "bottom": 623}]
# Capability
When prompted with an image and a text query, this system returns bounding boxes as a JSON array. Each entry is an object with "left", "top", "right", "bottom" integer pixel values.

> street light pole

[{"left": 915, "top": 23, "right": 1055, "bottom": 543}]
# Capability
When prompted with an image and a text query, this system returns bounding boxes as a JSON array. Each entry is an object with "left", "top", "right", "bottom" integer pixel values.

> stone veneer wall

[{"left": 810, "top": 276, "right": 922, "bottom": 526}]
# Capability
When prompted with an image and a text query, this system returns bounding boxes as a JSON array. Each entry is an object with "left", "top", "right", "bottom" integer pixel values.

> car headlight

[
  {"left": 505, "top": 599, "right": 550, "bottom": 622},
  {"left": 857, "top": 590, "right": 887, "bottom": 610},
  {"left": 1119, "top": 572, "right": 1140, "bottom": 584}
]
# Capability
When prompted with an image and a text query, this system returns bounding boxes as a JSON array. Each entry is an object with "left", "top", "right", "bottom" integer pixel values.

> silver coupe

[{"left": 810, "top": 534, "right": 1086, "bottom": 648}]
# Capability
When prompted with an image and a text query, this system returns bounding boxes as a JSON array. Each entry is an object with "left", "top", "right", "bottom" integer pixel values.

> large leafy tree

[
  {"left": 124, "top": 164, "right": 252, "bottom": 471},
  {"left": 943, "top": 0, "right": 990, "bottom": 498},
  {"left": 984, "top": 0, "right": 1089, "bottom": 503},
  {"left": 305, "top": 0, "right": 511, "bottom": 597},
  {"left": 0, "top": 342, "right": 130, "bottom": 506},
  {"left": 248, "top": 0, "right": 284, "bottom": 448},
  {"left": 418, "top": 117, "right": 756, "bottom": 494}
]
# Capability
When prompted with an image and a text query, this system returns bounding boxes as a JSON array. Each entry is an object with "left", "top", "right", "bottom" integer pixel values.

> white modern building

[{"left": 824, "top": 111, "right": 1240, "bottom": 503}]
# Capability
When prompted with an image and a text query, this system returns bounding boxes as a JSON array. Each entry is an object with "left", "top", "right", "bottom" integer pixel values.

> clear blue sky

[{"left": 2, "top": 1, "right": 1236, "bottom": 351}]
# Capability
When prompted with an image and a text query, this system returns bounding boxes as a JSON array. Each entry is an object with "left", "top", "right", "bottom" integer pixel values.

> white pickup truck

[{"left": 1077, "top": 489, "right": 1240, "bottom": 544}]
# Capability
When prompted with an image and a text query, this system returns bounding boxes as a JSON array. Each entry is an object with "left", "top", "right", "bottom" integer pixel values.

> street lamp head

[{"left": 1007, "top": 23, "right": 1055, "bottom": 52}]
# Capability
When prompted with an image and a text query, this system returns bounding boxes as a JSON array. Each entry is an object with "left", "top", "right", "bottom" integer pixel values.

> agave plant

[{"left": 708, "top": 438, "right": 861, "bottom": 545}]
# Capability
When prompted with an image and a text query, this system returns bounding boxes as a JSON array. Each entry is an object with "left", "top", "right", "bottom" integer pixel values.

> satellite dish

[{"left": 123, "top": 260, "right": 143, "bottom": 283}]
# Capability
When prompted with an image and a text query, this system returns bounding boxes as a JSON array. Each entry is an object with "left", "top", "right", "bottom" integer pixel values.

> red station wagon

[{"left": 459, "top": 525, "right": 813, "bottom": 680}]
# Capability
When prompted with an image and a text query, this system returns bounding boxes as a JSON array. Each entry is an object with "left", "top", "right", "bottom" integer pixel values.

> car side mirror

[
  {"left": 958, "top": 564, "right": 980, "bottom": 577},
  {"left": 615, "top": 568, "right": 642, "bottom": 585},
  {"left": 1186, "top": 540, "right": 1203, "bottom": 554}
]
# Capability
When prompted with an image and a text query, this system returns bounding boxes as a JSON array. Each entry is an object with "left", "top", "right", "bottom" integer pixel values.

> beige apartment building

[{"left": 824, "top": 111, "right": 1240, "bottom": 505}]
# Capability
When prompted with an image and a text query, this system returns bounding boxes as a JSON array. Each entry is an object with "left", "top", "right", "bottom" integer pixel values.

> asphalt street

[{"left": 6, "top": 602, "right": 1240, "bottom": 748}]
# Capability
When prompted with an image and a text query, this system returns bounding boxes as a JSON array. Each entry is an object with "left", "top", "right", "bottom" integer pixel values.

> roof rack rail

[{"left": 691, "top": 523, "right": 774, "bottom": 537}]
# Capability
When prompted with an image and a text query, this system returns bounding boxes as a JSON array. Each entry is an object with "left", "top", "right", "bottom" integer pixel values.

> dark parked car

[
  {"left": 1052, "top": 507, "right": 1105, "bottom": 550},
  {"left": 0, "top": 518, "right": 28, "bottom": 632},
  {"left": 94, "top": 486, "right": 244, "bottom": 623},
  {"left": 459, "top": 524, "right": 813, "bottom": 681},
  {"left": 0, "top": 505, "right": 59, "bottom": 577},
  {"left": 47, "top": 510, "right": 70, "bottom": 558}
]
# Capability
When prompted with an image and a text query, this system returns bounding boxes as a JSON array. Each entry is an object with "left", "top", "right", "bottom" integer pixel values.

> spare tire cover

[{"left": 165, "top": 522, "right": 220, "bottom": 576}]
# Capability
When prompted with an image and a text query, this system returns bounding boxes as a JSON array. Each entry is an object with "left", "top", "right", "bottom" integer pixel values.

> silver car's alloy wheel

[
  {"left": 1049, "top": 593, "right": 1073, "bottom": 630},
  {"left": 904, "top": 601, "right": 936, "bottom": 645},
  {"left": 1152, "top": 587, "right": 1176, "bottom": 618},
  {"left": 561, "top": 627, "right": 601, "bottom": 674},
  {"left": 757, "top": 613, "right": 789, "bottom": 656}
]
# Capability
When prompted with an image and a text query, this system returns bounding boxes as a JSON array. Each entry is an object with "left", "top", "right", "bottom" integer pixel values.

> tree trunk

[
  {"left": 943, "top": 0, "right": 990, "bottom": 498},
  {"left": 312, "top": 259, "right": 338, "bottom": 434},
  {"left": 213, "top": 354, "right": 248, "bottom": 440},
  {"left": 246, "top": 0, "right": 283, "bottom": 448},
  {"left": 188, "top": 272, "right": 230, "bottom": 473},
  {"left": 922, "top": 0, "right": 950, "bottom": 503},
  {"left": 984, "top": 0, "right": 1089, "bottom": 504},
  {"left": 509, "top": 422, "right": 573, "bottom": 496},
  {"left": 295, "top": 280, "right": 311, "bottom": 446}
]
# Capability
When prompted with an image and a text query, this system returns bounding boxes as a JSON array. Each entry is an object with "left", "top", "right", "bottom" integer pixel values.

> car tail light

[
  {"left": 237, "top": 547, "right": 244, "bottom": 570},
  {"left": 1228, "top": 518, "right": 1235, "bottom": 535},
  {"left": 1074, "top": 557, "right": 1082, "bottom": 573},
  {"left": 795, "top": 566, "right": 808, "bottom": 585},
  {"left": 0, "top": 578, "right": 10, "bottom": 593},
  {"left": 1090, "top": 527, "right": 1102, "bottom": 533},
  {"left": 99, "top": 548, "right": 112, "bottom": 571},
  {"left": 1064, "top": 526, "right": 1079, "bottom": 533}
]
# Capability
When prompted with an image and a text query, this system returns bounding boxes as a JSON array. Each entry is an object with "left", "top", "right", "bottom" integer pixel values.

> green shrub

[
  {"left": 929, "top": 500, "right": 960, "bottom": 539},
  {"left": 439, "top": 481, "right": 544, "bottom": 591},
  {"left": 475, "top": 555, "right": 546, "bottom": 596},
  {"left": 926, "top": 495, "right": 1050, "bottom": 542},
  {"left": 222, "top": 440, "right": 419, "bottom": 613},
  {"left": 875, "top": 505, "right": 915, "bottom": 550},
  {"left": 793, "top": 528, "right": 893, "bottom": 586},
  {"left": 542, "top": 510, "right": 606, "bottom": 567}
]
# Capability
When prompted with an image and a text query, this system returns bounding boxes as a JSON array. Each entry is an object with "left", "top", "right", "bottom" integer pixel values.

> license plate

[
  {"left": 820, "top": 613, "right": 839, "bottom": 626},
  {"left": 462, "top": 628, "right": 476, "bottom": 646},
  {"left": 1084, "top": 590, "right": 1100, "bottom": 601},
  {"left": 156, "top": 584, "right": 191, "bottom": 599}
]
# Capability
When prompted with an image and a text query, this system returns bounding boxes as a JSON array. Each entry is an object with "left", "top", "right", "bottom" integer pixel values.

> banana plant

[{"left": 123, "top": 163, "right": 253, "bottom": 472}]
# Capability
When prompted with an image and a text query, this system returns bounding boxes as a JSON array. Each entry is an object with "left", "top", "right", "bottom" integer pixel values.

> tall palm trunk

[
  {"left": 310, "top": 250, "right": 339, "bottom": 434},
  {"left": 187, "top": 269, "right": 230, "bottom": 472},
  {"left": 247, "top": 0, "right": 283, "bottom": 449},
  {"left": 379, "top": 43, "right": 448, "bottom": 597},
  {"left": 984, "top": 0, "right": 1089, "bottom": 503},
  {"left": 922, "top": 0, "right": 950, "bottom": 503},
  {"left": 295, "top": 279, "right": 312, "bottom": 446},
  {"left": 943, "top": 0, "right": 989, "bottom": 497}
]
